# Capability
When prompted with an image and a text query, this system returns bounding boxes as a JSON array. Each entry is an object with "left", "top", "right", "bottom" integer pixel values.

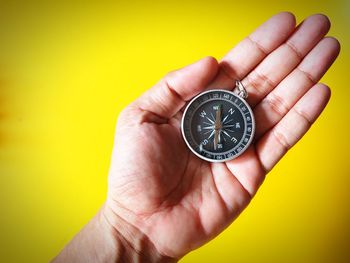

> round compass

[{"left": 181, "top": 82, "right": 255, "bottom": 162}]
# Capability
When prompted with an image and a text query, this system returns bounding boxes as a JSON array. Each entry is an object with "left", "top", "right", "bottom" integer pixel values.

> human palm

[{"left": 106, "top": 12, "right": 339, "bottom": 260}]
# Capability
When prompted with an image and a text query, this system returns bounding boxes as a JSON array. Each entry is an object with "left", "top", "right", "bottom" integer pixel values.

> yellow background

[{"left": 0, "top": 0, "right": 349, "bottom": 262}]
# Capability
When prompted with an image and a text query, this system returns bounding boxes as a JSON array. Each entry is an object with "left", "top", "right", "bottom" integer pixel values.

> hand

[
  {"left": 53, "top": 12, "right": 340, "bottom": 263},
  {"left": 105, "top": 12, "right": 339, "bottom": 260}
]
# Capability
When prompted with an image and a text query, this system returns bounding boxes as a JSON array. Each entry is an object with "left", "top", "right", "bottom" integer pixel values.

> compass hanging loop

[{"left": 234, "top": 80, "right": 248, "bottom": 99}]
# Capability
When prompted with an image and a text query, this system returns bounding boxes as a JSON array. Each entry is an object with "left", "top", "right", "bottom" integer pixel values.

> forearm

[{"left": 52, "top": 205, "right": 175, "bottom": 263}]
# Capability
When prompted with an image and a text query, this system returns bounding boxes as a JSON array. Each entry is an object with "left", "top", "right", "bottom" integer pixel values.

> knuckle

[
  {"left": 285, "top": 41, "right": 303, "bottom": 60},
  {"left": 273, "top": 127, "right": 292, "bottom": 151},
  {"left": 264, "top": 93, "right": 289, "bottom": 118},
  {"left": 246, "top": 70, "right": 275, "bottom": 97}
]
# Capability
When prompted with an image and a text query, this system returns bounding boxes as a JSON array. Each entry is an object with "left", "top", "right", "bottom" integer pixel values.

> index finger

[{"left": 208, "top": 12, "right": 296, "bottom": 90}]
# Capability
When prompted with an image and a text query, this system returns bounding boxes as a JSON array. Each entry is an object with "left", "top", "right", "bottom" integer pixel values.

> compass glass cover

[{"left": 182, "top": 89, "right": 255, "bottom": 162}]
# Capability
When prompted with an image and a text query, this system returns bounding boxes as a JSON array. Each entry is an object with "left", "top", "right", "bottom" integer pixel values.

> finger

[
  {"left": 225, "top": 146, "right": 266, "bottom": 197},
  {"left": 242, "top": 14, "right": 331, "bottom": 106},
  {"left": 211, "top": 162, "right": 252, "bottom": 215},
  {"left": 135, "top": 56, "right": 219, "bottom": 119},
  {"left": 254, "top": 37, "right": 340, "bottom": 138},
  {"left": 207, "top": 12, "right": 296, "bottom": 90},
  {"left": 256, "top": 83, "right": 331, "bottom": 172}
]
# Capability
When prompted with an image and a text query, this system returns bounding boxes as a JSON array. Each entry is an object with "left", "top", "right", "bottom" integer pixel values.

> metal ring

[{"left": 234, "top": 80, "right": 248, "bottom": 99}]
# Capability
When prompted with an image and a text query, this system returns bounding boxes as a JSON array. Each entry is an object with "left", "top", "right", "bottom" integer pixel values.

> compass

[{"left": 181, "top": 81, "right": 255, "bottom": 162}]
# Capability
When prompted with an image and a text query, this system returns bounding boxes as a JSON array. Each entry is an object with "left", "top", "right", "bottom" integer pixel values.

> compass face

[{"left": 181, "top": 89, "right": 255, "bottom": 162}]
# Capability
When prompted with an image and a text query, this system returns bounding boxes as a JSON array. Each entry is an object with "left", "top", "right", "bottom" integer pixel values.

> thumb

[{"left": 135, "top": 56, "right": 219, "bottom": 119}]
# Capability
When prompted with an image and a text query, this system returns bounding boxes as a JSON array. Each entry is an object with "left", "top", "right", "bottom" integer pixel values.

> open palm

[{"left": 106, "top": 12, "right": 339, "bottom": 260}]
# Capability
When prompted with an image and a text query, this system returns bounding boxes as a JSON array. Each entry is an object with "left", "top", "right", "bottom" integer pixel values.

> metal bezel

[{"left": 181, "top": 89, "right": 255, "bottom": 163}]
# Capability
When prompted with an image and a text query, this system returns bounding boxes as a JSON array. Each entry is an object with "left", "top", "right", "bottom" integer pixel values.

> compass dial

[{"left": 181, "top": 89, "right": 255, "bottom": 162}]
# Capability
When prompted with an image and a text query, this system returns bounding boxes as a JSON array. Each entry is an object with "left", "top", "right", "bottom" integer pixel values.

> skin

[{"left": 53, "top": 12, "right": 340, "bottom": 263}]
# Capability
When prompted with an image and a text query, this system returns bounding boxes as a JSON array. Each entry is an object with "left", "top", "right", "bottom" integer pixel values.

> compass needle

[{"left": 213, "top": 104, "right": 222, "bottom": 150}]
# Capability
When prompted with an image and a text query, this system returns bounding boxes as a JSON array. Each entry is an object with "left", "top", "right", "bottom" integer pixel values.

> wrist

[
  {"left": 52, "top": 204, "right": 175, "bottom": 263},
  {"left": 52, "top": 206, "right": 122, "bottom": 263},
  {"left": 101, "top": 204, "right": 176, "bottom": 263}
]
